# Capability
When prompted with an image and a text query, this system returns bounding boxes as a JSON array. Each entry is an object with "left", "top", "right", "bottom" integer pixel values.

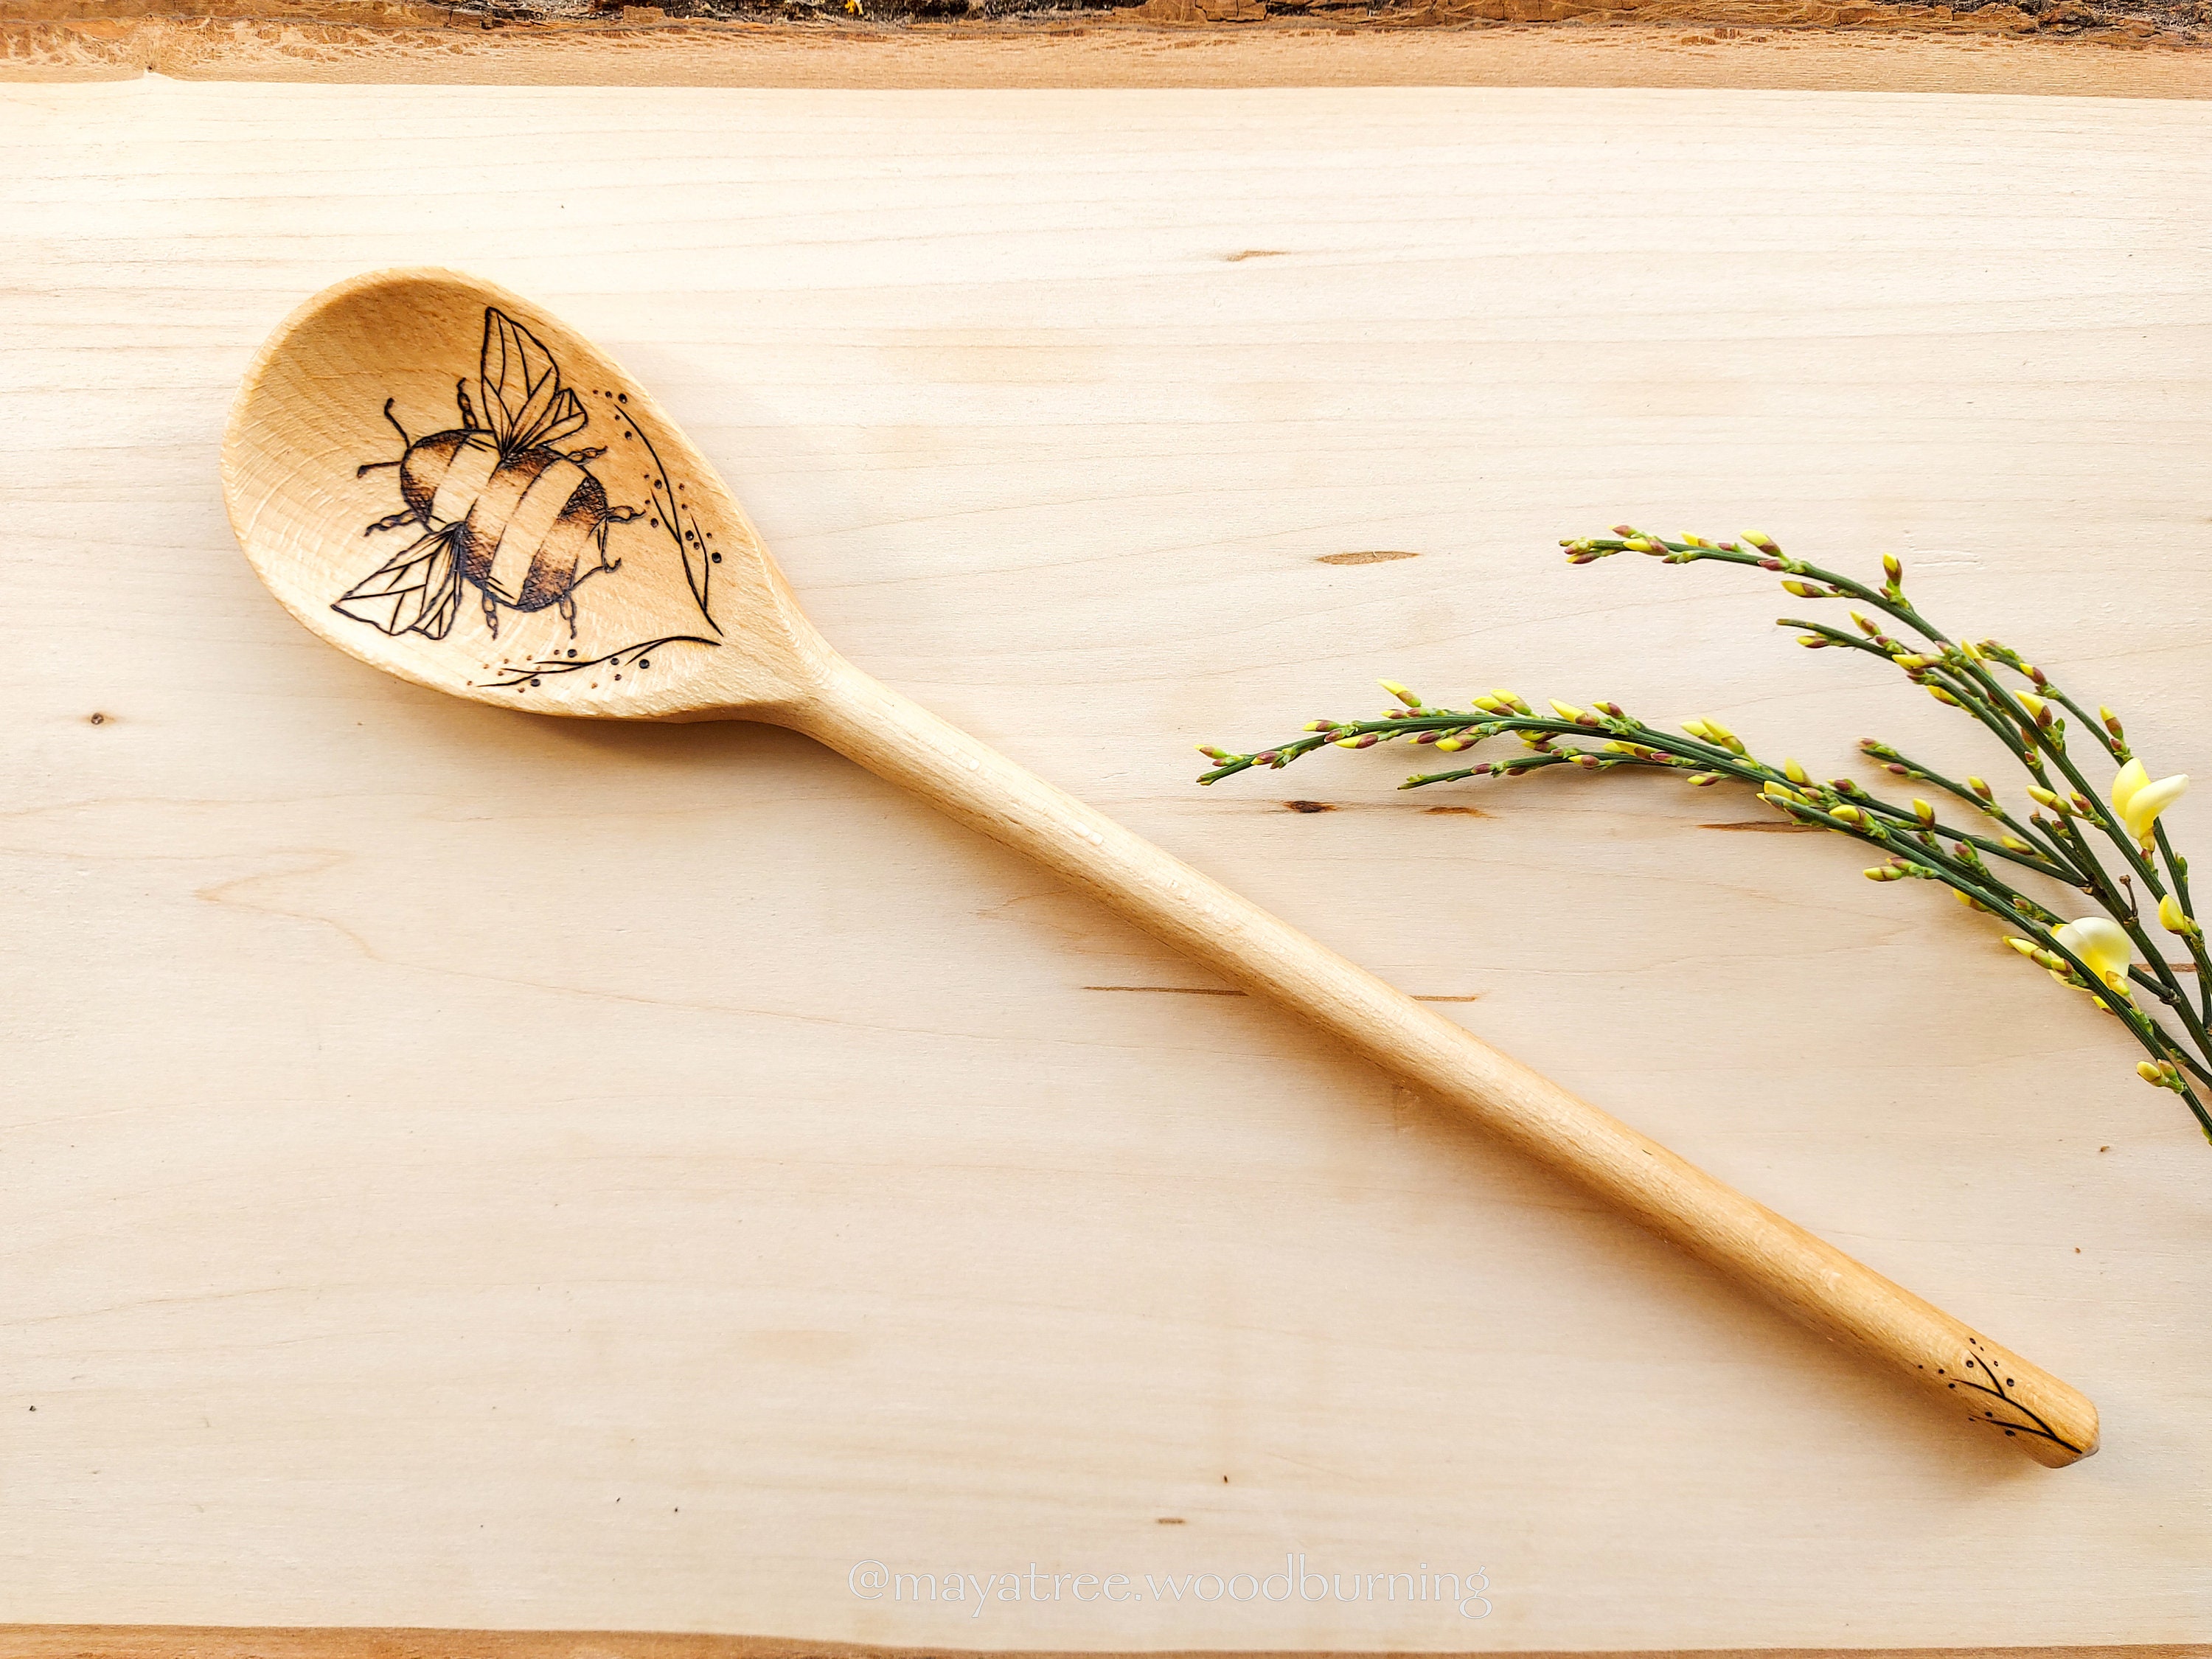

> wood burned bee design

[{"left": 338, "top": 308, "right": 644, "bottom": 641}]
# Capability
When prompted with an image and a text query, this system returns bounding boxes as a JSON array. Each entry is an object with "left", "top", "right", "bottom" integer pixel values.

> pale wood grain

[{"left": 2, "top": 78, "right": 2210, "bottom": 1648}]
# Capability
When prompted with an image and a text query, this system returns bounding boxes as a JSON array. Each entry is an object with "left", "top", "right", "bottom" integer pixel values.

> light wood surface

[{"left": 5, "top": 77, "right": 2211, "bottom": 1647}]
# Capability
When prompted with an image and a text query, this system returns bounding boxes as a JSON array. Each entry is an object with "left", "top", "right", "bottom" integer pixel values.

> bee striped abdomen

[
  {"left": 400, "top": 429, "right": 611, "bottom": 614},
  {"left": 513, "top": 472, "right": 608, "bottom": 611},
  {"left": 459, "top": 451, "right": 591, "bottom": 608}
]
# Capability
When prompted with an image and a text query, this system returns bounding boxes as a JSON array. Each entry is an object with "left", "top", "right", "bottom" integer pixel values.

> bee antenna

[
  {"left": 380, "top": 397, "right": 411, "bottom": 448},
  {"left": 356, "top": 459, "right": 402, "bottom": 476}
]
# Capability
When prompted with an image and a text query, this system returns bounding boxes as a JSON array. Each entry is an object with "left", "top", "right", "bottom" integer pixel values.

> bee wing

[
  {"left": 530, "top": 386, "right": 590, "bottom": 450},
  {"left": 332, "top": 527, "right": 463, "bottom": 640},
  {"left": 479, "top": 307, "right": 570, "bottom": 454}
]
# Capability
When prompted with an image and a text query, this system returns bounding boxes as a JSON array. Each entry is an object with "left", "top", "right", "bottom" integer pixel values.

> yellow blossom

[
  {"left": 2112, "top": 759, "right": 2188, "bottom": 847},
  {"left": 2054, "top": 917, "right": 2133, "bottom": 994}
]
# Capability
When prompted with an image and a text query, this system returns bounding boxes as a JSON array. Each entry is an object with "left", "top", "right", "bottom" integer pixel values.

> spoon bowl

[
  {"left": 223, "top": 268, "right": 2101, "bottom": 1467},
  {"left": 225, "top": 268, "right": 813, "bottom": 721}
]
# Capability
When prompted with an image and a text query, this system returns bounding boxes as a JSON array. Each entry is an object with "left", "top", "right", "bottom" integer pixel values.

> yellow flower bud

[
  {"left": 2005, "top": 937, "right": 2040, "bottom": 959},
  {"left": 1784, "top": 758, "right": 1809, "bottom": 785},
  {"left": 2138, "top": 1061, "right": 2166, "bottom": 1085},
  {"left": 1549, "top": 699, "right": 1587, "bottom": 721},
  {"left": 1927, "top": 685, "right": 1962, "bottom": 707},
  {"left": 2018, "top": 692, "right": 2050, "bottom": 726},
  {"left": 2158, "top": 894, "right": 2197, "bottom": 936},
  {"left": 1380, "top": 680, "right": 1422, "bottom": 709}
]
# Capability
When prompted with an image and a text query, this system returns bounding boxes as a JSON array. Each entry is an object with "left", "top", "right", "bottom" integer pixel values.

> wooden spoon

[{"left": 223, "top": 268, "right": 2098, "bottom": 1466}]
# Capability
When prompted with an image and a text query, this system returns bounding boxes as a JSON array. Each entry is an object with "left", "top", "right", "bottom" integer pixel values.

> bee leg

[
  {"left": 558, "top": 594, "right": 579, "bottom": 638},
  {"left": 481, "top": 589, "right": 500, "bottom": 638},
  {"left": 569, "top": 524, "right": 622, "bottom": 590},
  {"left": 364, "top": 509, "right": 420, "bottom": 536},
  {"left": 563, "top": 447, "right": 606, "bottom": 464},
  {"left": 602, "top": 504, "right": 645, "bottom": 524}
]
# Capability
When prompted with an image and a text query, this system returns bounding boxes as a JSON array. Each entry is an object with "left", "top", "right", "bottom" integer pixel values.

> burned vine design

[{"left": 1943, "top": 1336, "right": 2085, "bottom": 1453}]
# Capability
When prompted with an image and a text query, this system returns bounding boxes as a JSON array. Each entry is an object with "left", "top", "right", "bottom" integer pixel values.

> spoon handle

[{"left": 791, "top": 653, "right": 2098, "bottom": 1466}]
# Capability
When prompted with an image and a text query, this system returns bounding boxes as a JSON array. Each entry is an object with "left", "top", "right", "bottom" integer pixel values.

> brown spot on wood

[
  {"left": 1083, "top": 985, "right": 1245, "bottom": 996},
  {"left": 1316, "top": 549, "right": 1419, "bottom": 566},
  {"left": 1223, "top": 248, "right": 1287, "bottom": 262},
  {"left": 1412, "top": 994, "right": 1484, "bottom": 1003},
  {"left": 1284, "top": 799, "right": 1336, "bottom": 813},
  {"left": 1699, "top": 819, "right": 1818, "bottom": 832},
  {"left": 87, "top": 712, "right": 107, "bottom": 725},
  {"left": 1155, "top": 1517, "right": 1186, "bottom": 1525},
  {"left": 1422, "top": 804, "right": 1490, "bottom": 817}
]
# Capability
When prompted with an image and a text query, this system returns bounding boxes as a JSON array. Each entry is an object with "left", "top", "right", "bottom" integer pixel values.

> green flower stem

[
  {"left": 1198, "top": 527, "right": 2212, "bottom": 1143},
  {"left": 1858, "top": 741, "right": 2088, "bottom": 886},
  {"left": 1202, "top": 701, "right": 2209, "bottom": 1134},
  {"left": 2150, "top": 820, "right": 2212, "bottom": 1025},
  {"left": 1603, "top": 533, "right": 2212, "bottom": 1071},
  {"left": 1902, "top": 652, "right": 2211, "bottom": 1043}
]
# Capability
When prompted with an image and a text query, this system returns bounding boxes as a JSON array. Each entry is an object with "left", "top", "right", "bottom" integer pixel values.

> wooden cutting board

[{"left": 1, "top": 77, "right": 2208, "bottom": 1652}]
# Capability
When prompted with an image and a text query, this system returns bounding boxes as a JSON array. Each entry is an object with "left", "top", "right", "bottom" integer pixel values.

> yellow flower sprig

[{"left": 1197, "top": 527, "right": 2211, "bottom": 1145}]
